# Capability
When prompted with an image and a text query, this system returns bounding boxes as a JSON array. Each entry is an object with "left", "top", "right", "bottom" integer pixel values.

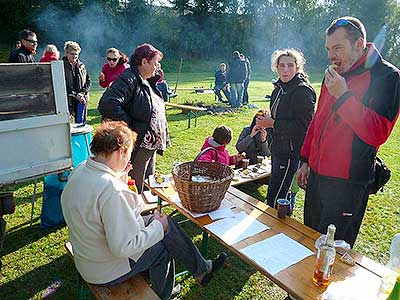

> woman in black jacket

[
  {"left": 98, "top": 43, "right": 169, "bottom": 193},
  {"left": 259, "top": 49, "right": 316, "bottom": 212}
]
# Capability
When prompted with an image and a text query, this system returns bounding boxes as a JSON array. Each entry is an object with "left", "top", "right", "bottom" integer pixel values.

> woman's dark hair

[
  {"left": 118, "top": 51, "right": 128, "bottom": 65},
  {"left": 212, "top": 125, "right": 232, "bottom": 145},
  {"left": 130, "top": 43, "right": 163, "bottom": 67},
  {"left": 90, "top": 120, "right": 136, "bottom": 157}
]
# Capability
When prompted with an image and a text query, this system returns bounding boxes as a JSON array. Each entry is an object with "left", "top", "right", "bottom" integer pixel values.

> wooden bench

[
  {"left": 65, "top": 242, "right": 160, "bottom": 300},
  {"left": 141, "top": 193, "right": 169, "bottom": 215},
  {"left": 164, "top": 102, "right": 207, "bottom": 128}
]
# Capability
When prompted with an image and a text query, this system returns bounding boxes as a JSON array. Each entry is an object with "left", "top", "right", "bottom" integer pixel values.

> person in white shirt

[{"left": 61, "top": 120, "right": 227, "bottom": 300}]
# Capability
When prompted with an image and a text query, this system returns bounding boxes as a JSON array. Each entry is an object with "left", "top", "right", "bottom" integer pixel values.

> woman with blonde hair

[
  {"left": 98, "top": 47, "right": 129, "bottom": 88},
  {"left": 258, "top": 48, "right": 316, "bottom": 214},
  {"left": 39, "top": 44, "right": 60, "bottom": 62},
  {"left": 63, "top": 41, "right": 91, "bottom": 124}
]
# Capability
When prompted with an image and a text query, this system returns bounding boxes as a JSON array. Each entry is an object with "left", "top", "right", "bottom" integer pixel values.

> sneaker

[
  {"left": 169, "top": 93, "right": 177, "bottom": 98},
  {"left": 200, "top": 252, "right": 227, "bottom": 286}
]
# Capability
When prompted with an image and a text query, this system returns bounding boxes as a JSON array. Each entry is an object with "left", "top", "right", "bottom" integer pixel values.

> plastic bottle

[
  {"left": 386, "top": 275, "right": 400, "bottom": 300},
  {"left": 377, "top": 234, "right": 400, "bottom": 300},
  {"left": 313, "top": 224, "right": 336, "bottom": 286},
  {"left": 127, "top": 176, "right": 138, "bottom": 193}
]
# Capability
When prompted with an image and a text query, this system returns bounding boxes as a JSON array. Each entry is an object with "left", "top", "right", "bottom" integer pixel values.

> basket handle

[{"left": 189, "top": 147, "right": 219, "bottom": 180}]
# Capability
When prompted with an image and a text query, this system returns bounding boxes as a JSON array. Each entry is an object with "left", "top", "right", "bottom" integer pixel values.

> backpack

[{"left": 368, "top": 156, "right": 391, "bottom": 194}]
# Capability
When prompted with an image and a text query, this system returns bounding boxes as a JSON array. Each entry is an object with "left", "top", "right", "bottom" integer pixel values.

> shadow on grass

[
  {"left": 236, "top": 182, "right": 268, "bottom": 202},
  {"left": 176, "top": 219, "right": 254, "bottom": 300},
  {"left": 1, "top": 223, "right": 64, "bottom": 256},
  {"left": 0, "top": 255, "right": 77, "bottom": 300},
  {"left": 87, "top": 108, "right": 102, "bottom": 125}
]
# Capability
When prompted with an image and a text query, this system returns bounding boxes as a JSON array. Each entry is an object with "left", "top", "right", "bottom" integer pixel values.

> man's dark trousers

[{"left": 304, "top": 170, "right": 369, "bottom": 248}]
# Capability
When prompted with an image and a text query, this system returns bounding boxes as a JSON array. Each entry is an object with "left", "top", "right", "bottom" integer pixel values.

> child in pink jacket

[{"left": 199, "top": 125, "right": 243, "bottom": 166}]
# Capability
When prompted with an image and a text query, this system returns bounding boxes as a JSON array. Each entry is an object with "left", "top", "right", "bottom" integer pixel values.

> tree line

[{"left": 1, "top": 0, "right": 400, "bottom": 67}]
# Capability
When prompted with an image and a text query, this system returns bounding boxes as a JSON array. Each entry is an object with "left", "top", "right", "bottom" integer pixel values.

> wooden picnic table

[
  {"left": 231, "top": 161, "right": 271, "bottom": 186},
  {"left": 164, "top": 102, "right": 207, "bottom": 128},
  {"left": 147, "top": 184, "right": 387, "bottom": 300}
]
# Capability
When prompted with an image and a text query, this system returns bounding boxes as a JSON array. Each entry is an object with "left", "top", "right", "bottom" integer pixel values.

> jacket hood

[{"left": 203, "top": 137, "right": 225, "bottom": 150}]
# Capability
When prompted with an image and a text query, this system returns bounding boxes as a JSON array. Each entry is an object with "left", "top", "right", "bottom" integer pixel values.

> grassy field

[{"left": 0, "top": 68, "right": 399, "bottom": 300}]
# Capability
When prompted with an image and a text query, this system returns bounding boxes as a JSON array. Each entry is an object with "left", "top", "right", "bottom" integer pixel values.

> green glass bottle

[{"left": 386, "top": 275, "right": 400, "bottom": 300}]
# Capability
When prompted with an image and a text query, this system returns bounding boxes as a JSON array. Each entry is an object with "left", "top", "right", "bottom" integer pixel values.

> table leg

[
  {"left": 187, "top": 111, "right": 191, "bottom": 128},
  {"left": 0, "top": 217, "right": 6, "bottom": 250},
  {"left": 30, "top": 178, "right": 38, "bottom": 227},
  {"left": 157, "top": 196, "right": 162, "bottom": 212},
  {"left": 201, "top": 231, "right": 209, "bottom": 257}
]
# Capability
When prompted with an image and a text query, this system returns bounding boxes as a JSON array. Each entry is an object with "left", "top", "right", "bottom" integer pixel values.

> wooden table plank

[
  {"left": 149, "top": 184, "right": 385, "bottom": 299},
  {"left": 227, "top": 186, "right": 387, "bottom": 278}
]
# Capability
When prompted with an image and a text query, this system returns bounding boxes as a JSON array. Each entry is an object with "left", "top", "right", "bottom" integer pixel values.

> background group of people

[
  {"left": 7, "top": 15, "right": 400, "bottom": 300},
  {"left": 8, "top": 30, "right": 176, "bottom": 125},
  {"left": 214, "top": 51, "right": 251, "bottom": 108}
]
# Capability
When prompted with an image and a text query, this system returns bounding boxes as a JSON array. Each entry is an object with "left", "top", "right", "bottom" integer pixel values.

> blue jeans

[
  {"left": 215, "top": 84, "right": 230, "bottom": 102},
  {"left": 266, "top": 157, "right": 300, "bottom": 209},
  {"left": 98, "top": 216, "right": 210, "bottom": 300},
  {"left": 229, "top": 83, "right": 244, "bottom": 108},
  {"left": 156, "top": 81, "right": 170, "bottom": 102}
]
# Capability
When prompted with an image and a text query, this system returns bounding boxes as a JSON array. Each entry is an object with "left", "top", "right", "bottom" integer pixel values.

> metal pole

[{"left": 173, "top": 57, "right": 183, "bottom": 94}]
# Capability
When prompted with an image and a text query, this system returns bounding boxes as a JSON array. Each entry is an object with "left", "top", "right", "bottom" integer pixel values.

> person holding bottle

[{"left": 61, "top": 120, "right": 227, "bottom": 300}]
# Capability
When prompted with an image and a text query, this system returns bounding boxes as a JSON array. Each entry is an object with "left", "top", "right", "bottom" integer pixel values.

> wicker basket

[{"left": 172, "top": 147, "right": 234, "bottom": 213}]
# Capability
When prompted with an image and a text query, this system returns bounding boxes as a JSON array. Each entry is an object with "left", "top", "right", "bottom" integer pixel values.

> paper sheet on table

[
  {"left": 170, "top": 193, "right": 235, "bottom": 218},
  {"left": 240, "top": 233, "right": 314, "bottom": 275},
  {"left": 142, "top": 190, "right": 158, "bottom": 203},
  {"left": 205, "top": 211, "right": 270, "bottom": 245},
  {"left": 209, "top": 208, "right": 236, "bottom": 220}
]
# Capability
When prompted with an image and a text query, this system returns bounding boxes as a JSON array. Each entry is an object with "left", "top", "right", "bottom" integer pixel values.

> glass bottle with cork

[
  {"left": 313, "top": 224, "right": 336, "bottom": 286},
  {"left": 377, "top": 233, "right": 400, "bottom": 300},
  {"left": 385, "top": 275, "right": 400, "bottom": 300}
]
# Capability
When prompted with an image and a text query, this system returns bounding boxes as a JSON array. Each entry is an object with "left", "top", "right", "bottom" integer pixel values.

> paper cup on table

[
  {"left": 242, "top": 159, "right": 250, "bottom": 169},
  {"left": 277, "top": 199, "right": 290, "bottom": 219}
]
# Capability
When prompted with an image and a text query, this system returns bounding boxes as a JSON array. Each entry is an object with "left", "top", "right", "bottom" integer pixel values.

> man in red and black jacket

[{"left": 297, "top": 16, "right": 400, "bottom": 247}]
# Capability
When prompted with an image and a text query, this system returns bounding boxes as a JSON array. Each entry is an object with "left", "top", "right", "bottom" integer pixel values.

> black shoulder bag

[{"left": 368, "top": 156, "right": 391, "bottom": 194}]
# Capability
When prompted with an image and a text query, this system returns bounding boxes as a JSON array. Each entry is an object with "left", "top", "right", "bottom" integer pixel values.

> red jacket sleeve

[
  {"left": 99, "top": 64, "right": 108, "bottom": 88},
  {"left": 336, "top": 71, "right": 400, "bottom": 146}
]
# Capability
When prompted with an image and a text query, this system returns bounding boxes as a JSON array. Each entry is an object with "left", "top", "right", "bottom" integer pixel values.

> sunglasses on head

[
  {"left": 25, "top": 39, "right": 38, "bottom": 44},
  {"left": 107, "top": 57, "right": 118, "bottom": 62},
  {"left": 335, "top": 19, "right": 362, "bottom": 34}
]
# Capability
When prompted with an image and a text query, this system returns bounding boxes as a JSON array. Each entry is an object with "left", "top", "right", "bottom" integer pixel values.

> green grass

[{"left": 0, "top": 70, "right": 399, "bottom": 300}]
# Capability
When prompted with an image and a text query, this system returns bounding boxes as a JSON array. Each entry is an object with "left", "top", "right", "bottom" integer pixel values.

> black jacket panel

[
  {"left": 98, "top": 67, "right": 153, "bottom": 146},
  {"left": 269, "top": 74, "right": 316, "bottom": 159}
]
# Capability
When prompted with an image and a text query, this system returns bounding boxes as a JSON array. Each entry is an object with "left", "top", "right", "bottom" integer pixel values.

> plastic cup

[
  {"left": 242, "top": 159, "right": 250, "bottom": 169},
  {"left": 277, "top": 199, "right": 290, "bottom": 219},
  {"left": 256, "top": 156, "right": 264, "bottom": 164}
]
